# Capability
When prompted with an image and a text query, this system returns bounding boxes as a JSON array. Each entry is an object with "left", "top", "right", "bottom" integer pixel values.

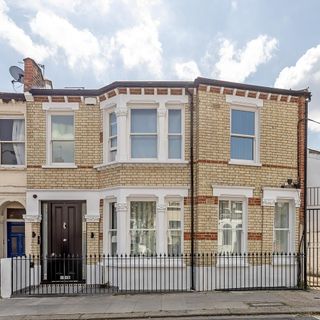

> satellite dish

[{"left": 9, "top": 66, "right": 24, "bottom": 83}]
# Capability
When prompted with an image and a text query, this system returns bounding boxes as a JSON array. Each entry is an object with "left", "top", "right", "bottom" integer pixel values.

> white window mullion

[
  {"left": 115, "top": 202, "right": 128, "bottom": 255},
  {"left": 156, "top": 203, "right": 166, "bottom": 254},
  {"left": 158, "top": 106, "right": 166, "bottom": 161},
  {"left": 115, "top": 107, "right": 128, "bottom": 162}
]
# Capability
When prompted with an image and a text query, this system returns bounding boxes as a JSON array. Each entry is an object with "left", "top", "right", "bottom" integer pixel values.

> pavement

[{"left": 0, "top": 290, "right": 320, "bottom": 319}]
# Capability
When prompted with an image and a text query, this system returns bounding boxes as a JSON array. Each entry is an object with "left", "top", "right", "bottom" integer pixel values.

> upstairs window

[
  {"left": 0, "top": 119, "right": 25, "bottom": 165},
  {"left": 168, "top": 109, "right": 182, "bottom": 159},
  {"left": 231, "top": 109, "right": 256, "bottom": 161},
  {"left": 131, "top": 109, "right": 157, "bottom": 159},
  {"left": 50, "top": 114, "right": 74, "bottom": 164},
  {"left": 109, "top": 112, "right": 117, "bottom": 162}
]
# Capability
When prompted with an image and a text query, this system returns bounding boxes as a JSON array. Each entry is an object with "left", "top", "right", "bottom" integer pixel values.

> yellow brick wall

[
  {"left": 193, "top": 90, "right": 301, "bottom": 252},
  {"left": 25, "top": 88, "right": 303, "bottom": 255},
  {"left": 26, "top": 102, "right": 101, "bottom": 189}
]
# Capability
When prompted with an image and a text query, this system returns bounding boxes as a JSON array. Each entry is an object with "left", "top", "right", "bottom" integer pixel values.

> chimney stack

[{"left": 23, "top": 58, "right": 53, "bottom": 91}]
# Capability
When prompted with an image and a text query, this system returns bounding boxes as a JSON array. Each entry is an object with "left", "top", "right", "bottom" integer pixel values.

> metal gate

[{"left": 307, "top": 187, "right": 320, "bottom": 287}]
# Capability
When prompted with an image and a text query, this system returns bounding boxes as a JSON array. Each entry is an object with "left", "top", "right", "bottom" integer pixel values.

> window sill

[
  {"left": 95, "top": 160, "right": 189, "bottom": 170},
  {"left": 97, "top": 257, "right": 186, "bottom": 268},
  {"left": 42, "top": 164, "right": 78, "bottom": 169},
  {"left": 0, "top": 165, "right": 26, "bottom": 171},
  {"left": 228, "top": 160, "right": 262, "bottom": 167}
]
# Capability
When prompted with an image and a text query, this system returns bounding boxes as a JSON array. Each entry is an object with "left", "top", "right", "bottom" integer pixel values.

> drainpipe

[
  {"left": 186, "top": 86, "right": 195, "bottom": 291},
  {"left": 303, "top": 95, "right": 310, "bottom": 290}
]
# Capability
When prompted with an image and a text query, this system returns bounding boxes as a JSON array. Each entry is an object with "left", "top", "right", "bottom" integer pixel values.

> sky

[{"left": 0, "top": 0, "right": 319, "bottom": 149}]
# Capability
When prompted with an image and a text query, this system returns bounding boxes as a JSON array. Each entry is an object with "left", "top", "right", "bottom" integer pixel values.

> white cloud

[
  {"left": 2, "top": 0, "right": 164, "bottom": 78},
  {"left": 174, "top": 60, "right": 200, "bottom": 80},
  {"left": 275, "top": 44, "right": 320, "bottom": 89},
  {"left": 114, "top": 0, "right": 163, "bottom": 77},
  {"left": 214, "top": 35, "right": 278, "bottom": 82},
  {"left": 0, "top": 0, "right": 51, "bottom": 61},
  {"left": 231, "top": 0, "right": 238, "bottom": 10},
  {"left": 29, "top": 11, "right": 110, "bottom": 76},
  {"left": 275, "top": 44, "right": 320, "bottom": 133},
  {"left": 10, "top": 0, "right": 112, "bottom": 16}
]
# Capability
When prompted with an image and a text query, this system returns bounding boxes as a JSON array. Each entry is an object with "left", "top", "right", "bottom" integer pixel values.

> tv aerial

[{"left": 9, "top": 66, "right": 24, "bottom": 84}]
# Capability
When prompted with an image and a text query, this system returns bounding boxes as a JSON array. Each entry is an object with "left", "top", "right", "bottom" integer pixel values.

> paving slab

[{"left": 0, "top": 290, "right": 320, "bottom": 319}]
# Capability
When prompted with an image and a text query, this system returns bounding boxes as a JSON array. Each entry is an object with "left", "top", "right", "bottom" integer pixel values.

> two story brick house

[{"left": 0, "top": 58, "right": 309, "bottom": 289}]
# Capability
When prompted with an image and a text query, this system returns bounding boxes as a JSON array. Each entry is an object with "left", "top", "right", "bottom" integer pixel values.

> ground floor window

[
  {"left": 109, "top": 202, "right": 117, "bottom": 255},
  {"left": 167, "top": 200, "right": 182, "bottom": 255},
  {"left": 130, "top": 201, "right": 156, "bottom": 255},
  {"left": 218, "top": 200, "right": 244, "bottom": 253},
  {"left": 274, "top": 201, "right": 290, "bottom": 252}
]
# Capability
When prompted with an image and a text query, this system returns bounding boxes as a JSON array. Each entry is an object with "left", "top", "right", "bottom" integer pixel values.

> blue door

[{"left": 7, "top": 222, "right": 25, "bottom": 257}]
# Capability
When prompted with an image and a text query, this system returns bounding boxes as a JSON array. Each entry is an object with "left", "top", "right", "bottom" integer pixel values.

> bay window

[
  {"left": 130, "top": 201, "right": 156, "bottom": 255},
  {"left": 230, "top": 109, "right": 257, "bottom": 162},
  {"left": 274, "top": 202, "right": 290, "bottom": 253},
  {"left": 130, "top": 109, "right": 157, "bottom": 158},
  {"left": 0, "top": 118, "right": 25, "bottom": 165},
  {"left": 168, "top": 109, "right": 182, "bottom": 159},
  {"left": 167, "top": 200, "right": 182, "bottom": 255},
  {"left": 50, "top": 114, "right": 74, "bottom": 164},
  {"left": 108, "top": 112, "right": 117, "bottom": 162},
  {"left": 218, "top": 200, "right": 243, "bottom": 253},
  {"left": 109, "top": 202, "right": 117, "bottom": 255}
]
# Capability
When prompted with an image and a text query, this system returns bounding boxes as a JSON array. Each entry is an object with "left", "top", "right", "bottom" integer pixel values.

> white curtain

[{"left": 12, "top": 120, "right": 25, "bottom": 165}]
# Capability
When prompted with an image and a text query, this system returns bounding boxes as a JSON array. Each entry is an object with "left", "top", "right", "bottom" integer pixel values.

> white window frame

[
  {"left": 0, "top": 116, "right": 26, "bottom": 167},
  {"left": 217, "top": 197, "right": 247, "bottom": 254},
  {"left": 128, "top": 105, "right": 159, "bottom": 161},
  {"left": 273, "top": 199, "right": 295, "bottom": 253},
  {"left": 46, "top": 111, "right": 76, "bottom": 167},
  {"left": 166, "top": 198, "right": 184, "bottom": 255},
  {"left": 229, "top": 105, "right": 260, "bottom": 166},
  {"left": 167, "top": 106, "right": 184, "bottom": 161}
]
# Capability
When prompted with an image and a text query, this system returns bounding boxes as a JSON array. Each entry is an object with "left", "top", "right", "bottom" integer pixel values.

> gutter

[{"left": 186, "top": 86, "right": 195, "bottom": 291}]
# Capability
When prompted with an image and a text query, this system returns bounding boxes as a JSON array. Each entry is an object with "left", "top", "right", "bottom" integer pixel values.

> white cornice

[
  {"left": 42, "top": 102, "right": 79, "bottom": 111},
  {"left": 212, "top": 185, "right": 254, "bottom": 198},
  {"left": 84, "top": 215, "right": 100, "bottom": 222},
  {"left": 23, "top": 214, "right": 42, "bottom": 223},
  {"left": 226, "top": 94, "right": 263, "bottom": 107},
  {"left": 262, "top": 187, "right": 301, "bottom": 207},
  {"left": 100, "top": 94, "right": 188, "bottom": 109}
]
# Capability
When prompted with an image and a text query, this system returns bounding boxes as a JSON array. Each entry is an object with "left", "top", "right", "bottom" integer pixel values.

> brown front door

[{"left": 47, "top": 201, "right": 83, "bottom": 282}]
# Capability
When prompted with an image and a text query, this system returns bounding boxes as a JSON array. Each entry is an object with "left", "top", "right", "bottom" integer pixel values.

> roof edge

[
  {"left": 0, "top": 92, "right": 26, "bottom": 101},
  {"left": 30, "top": 80, "right": 193, "bottom": 96},
  {"left": 195, "top": 77, "right": 310, "bottom": 97}
]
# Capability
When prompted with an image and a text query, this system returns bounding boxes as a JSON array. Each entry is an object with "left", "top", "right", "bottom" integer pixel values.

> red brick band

[{"left": 184, "top": 232, "right": 217, "bottom": 240}]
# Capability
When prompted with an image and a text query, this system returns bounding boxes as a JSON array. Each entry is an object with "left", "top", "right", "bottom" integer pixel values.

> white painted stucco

[{"left": 308, "top": 148, "right": 320, "bottom": 187}]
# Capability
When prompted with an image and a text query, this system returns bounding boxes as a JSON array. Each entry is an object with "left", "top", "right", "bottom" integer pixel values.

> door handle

[{"left": 63, "top": 238, "right": 68, "bottom": 242}]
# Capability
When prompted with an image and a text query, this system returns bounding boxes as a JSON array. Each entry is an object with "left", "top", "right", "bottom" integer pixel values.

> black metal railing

[
  {"left": 11, "top": 252, "right": 305, "bottom": 296},
  {"left": 307, "top": 207, "right": 320, "bottom": 287}
]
